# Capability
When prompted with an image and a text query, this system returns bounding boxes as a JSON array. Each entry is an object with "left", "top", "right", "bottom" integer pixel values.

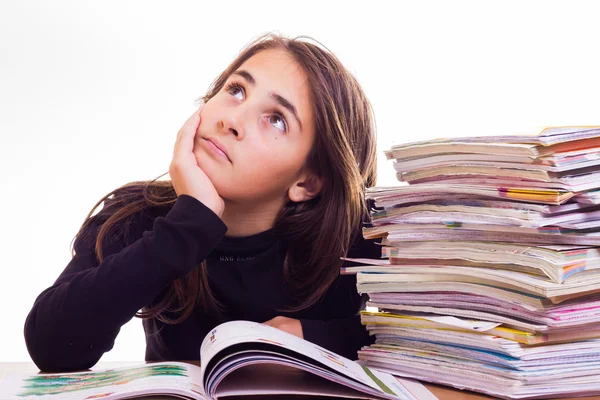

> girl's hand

[
  {"left": 169, "top": 104, "right": 225, "bottom": 217},
  {"left": 262, "top": 316, "right": 304, "bottom": 339}
]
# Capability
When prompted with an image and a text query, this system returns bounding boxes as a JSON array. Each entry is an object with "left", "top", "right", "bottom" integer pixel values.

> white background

[{"left": 1, "top": 0, "right": 598, "bottom": 362}]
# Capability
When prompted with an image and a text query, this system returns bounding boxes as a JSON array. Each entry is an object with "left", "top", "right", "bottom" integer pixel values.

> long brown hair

[{"left": 71, "top": 32, "right": 377, "bottom": 324}]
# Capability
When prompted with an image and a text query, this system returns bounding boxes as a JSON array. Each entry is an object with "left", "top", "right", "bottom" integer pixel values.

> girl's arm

[
  {"left": 298, "top": 235, "right": 382, "bottom": 360},
  {"left": 299, "top": 274, "right": 375, "bottom": 360},
  {"left": 24, "top": 194, "right": 227, "bottom": 372}
]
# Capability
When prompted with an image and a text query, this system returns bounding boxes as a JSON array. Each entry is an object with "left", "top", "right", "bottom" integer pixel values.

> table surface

[{"left": 0, "top": 362, "right": 597, "bottom": 400}]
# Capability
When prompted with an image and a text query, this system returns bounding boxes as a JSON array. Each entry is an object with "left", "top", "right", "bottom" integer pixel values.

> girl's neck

[{"left": 220, "top": 197, "right": 284, "bottom": 237}]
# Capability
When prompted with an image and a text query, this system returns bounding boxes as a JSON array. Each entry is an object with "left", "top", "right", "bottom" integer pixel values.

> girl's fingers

[{"left": 174, "top": 103, "right": 205, "bottom": 155}]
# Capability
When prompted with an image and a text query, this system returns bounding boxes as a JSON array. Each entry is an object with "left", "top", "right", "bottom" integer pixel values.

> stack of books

[{"left": 345, "top": 126, "right": 600, "bottom": 399}]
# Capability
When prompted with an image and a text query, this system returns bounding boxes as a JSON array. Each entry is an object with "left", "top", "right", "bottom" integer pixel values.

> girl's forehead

[
  {"left": 241, "top": 49, "right": 306, "bottom": 83},
  {"left": 237, "top": 49, "right": 314, "bottom": 133}
]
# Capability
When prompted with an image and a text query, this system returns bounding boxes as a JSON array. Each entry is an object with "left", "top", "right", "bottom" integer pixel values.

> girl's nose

[
  {"left": 219, "top": 108, "right": 246, "bottom": 139},
  {"left": 219, "top": 119, "right": 240, "bottom": 137}
]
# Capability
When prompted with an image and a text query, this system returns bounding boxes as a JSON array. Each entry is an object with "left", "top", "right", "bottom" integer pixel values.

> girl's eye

[
  {"left": 225, "top": 82, "right": 244, "bottom": 100},
  {"left": 225, "top": 80, "right": 287, "bottom": 133},
  {"left": 268, "top": 114, "right": 288, "bottom": 133}
]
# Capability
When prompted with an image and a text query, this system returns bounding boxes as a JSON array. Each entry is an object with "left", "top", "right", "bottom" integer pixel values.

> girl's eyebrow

[{"left": 232, "top": 69, "right": 303, "bottom": 132}]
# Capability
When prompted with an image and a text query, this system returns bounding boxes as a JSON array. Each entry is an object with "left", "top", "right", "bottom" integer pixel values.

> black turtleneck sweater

[{"left": 24, "top": 194, "right": 380, "bottom": 372}]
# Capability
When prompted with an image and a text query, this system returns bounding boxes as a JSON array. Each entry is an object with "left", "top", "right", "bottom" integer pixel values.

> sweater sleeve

[
  {"left": 24, "top": 194, "right": 227, "bottom": 372},
  {"left": 299, "top": 234, "right": 381, "bottom": 361}
]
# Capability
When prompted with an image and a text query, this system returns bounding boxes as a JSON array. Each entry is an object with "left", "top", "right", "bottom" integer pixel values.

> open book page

[
  {"left": 213, "top": 363, "right": 435, "bottom": 399},
  {"left": 199, "top": 320, "right": 437, "bottom": 400},
  {"left": 0, "top": 362, "right": 206, "bottom": 400}
]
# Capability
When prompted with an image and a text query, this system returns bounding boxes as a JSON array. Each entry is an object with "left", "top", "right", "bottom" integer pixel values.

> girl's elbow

[{"left": 24, "top": 311, "right": 100, "bottom": 372}]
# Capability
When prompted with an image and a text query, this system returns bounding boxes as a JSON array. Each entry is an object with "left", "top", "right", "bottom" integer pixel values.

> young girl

[{"left": 24, "top": 33, "right": 380, "bottom": 372}]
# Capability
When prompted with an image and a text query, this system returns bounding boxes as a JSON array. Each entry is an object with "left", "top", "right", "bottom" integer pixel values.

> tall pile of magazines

[{"left": 345, "top": 126, "right": 600, "bottom": 399}]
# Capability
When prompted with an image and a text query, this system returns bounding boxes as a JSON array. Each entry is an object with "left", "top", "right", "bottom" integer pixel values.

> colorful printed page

[{"left": 0, "top": 362, "right": 207, "bottom": 399}]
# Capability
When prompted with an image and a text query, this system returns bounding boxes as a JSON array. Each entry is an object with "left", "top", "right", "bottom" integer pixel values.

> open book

[{"left": 1, "top": 321, "right": 437, "bottom": 400}]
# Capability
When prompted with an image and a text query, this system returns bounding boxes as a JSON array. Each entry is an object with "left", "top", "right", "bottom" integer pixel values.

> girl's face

[{"left": 194, "top": 48, "right": 316, "bottom": 205}]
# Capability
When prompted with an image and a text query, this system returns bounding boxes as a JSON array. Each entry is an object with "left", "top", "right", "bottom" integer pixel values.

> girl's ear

[{"left": 288, "top": 173, "right": 323, "bottom": 203}]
